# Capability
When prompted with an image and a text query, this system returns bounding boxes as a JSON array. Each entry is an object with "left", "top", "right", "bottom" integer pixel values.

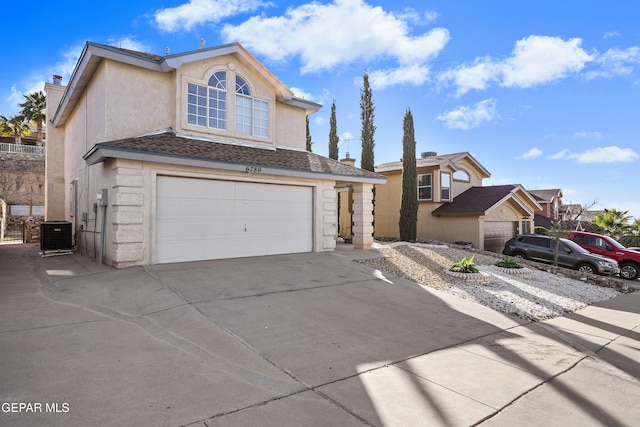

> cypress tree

[
  {"left": 306, "top": 115, "right": 313, "bottom": 151},
  {"left": 328, "top": 99, "right": 339, "bottom": 160},
  {"left": 399, "top": 109, "right": 418, "bottom": 242},
  {"left": 360, "top": 70, "right": 376, "bottom": 171}
]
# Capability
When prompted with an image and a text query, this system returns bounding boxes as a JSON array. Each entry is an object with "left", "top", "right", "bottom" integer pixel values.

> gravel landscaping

[{"left": 358, "top": 241, "right": 624, "bottom": 321}]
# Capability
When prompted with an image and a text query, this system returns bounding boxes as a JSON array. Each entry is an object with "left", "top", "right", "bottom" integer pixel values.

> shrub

[
  {"left": 495, "top": 256, "right": 523, "bottom": 269},
  {"left": 449, "top": 255, "right": 480, "bottom": 273}
]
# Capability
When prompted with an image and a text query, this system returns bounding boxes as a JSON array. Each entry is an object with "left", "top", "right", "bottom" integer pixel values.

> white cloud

[
  {"left": 549, "top": 149, "right": 572, "bottom": 160},
  {"left": 368, "top": 63, "right": 431, "bottom": 89},
  {"left": 441, "top": 35, "right": 593, "bottom": 95},
  {"left": 440, "top": 57, "right": 500, "bottom": 96},
  {"left": 312, "top": 116, "right": 325, "bottom": 126},
  {"left": 501, "top": 36, "right": 592, "bottom": 88},
  {"left": 221, "top": 0, "right": 449, "bottom": 81},
  {"left": 573, "top": 131, "right": 602, "bottom": 140},
  {"left": 517, "top": 147, "right": 542, "bottom": 159},
  {"left": 106, "top": 36, "right": 150, "bottom": 52},
  {"left": 603, "top": 31, "right": 621, "bottom": 39},
  {"left": 551, "top": 146, "right": 640, "bottom": 163},
  {"left": 586, "top": 47, "right": 640, "bottom": 79},
  {"left": 154, "top": 0, "right": 268, "bottom": 32},
  {"left": 289, "top": 86, "right": 314, "bottom": 100},
  {"left": 436, "top": 98, "right": 497, "bottom": 130}
]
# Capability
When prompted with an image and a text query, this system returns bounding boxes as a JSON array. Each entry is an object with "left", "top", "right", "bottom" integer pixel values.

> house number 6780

[{"left": 245, "top": 166, "right": 262, "bottom": 173}]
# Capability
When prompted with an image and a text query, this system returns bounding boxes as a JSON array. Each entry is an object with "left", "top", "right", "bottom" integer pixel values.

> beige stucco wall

[
  {"left": 104, "top": 61, "right": 174, "bottom": 140},
  {"left": 374, "top": 161, "right": 485, "bottom": 239},
  {"left": 44, "top": 83, "right": 66, "bottom": 221},
  {"left": 427, "top": 216, "right": 482, "bottom": 248},
  {"left": 174, "top": 55, "right": 306, "bottom": 150}
]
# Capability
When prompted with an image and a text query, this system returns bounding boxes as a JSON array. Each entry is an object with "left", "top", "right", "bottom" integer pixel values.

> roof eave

[
  {"left": 84, "top": 145, "right": 387, "bottom": 185},
  {"left": 52, "top": 42, "right": 165, "bottom": 127}
]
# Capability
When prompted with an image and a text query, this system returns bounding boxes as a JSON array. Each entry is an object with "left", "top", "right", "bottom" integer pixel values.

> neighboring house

[
  {"left": 529, "top": 189, "right": 563, "bottom": 229},
  {"left": 374, "top": 151, "right": 541, "bottom": 252},
  {"left": 44, "top": 41, "right": 385, "bottom": 267}
]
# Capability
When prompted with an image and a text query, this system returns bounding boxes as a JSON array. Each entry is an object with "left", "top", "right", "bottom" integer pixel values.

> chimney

[
  {"left": 421, "top": 151, "right": 437, "bottom": 158},
  {"left": 52, "top": 75, "right": 63, "bottom": 86},
  {"left": 340, "top": 152, "right": 356, "bottom": 167}
]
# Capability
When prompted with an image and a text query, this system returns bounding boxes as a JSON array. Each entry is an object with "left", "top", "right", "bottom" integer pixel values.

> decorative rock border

[
  {"left": 492, "top": 266, "right": 533, "bottom": 279},
  {"left": 445, "top": 269, "right": 491, "bottom": 284}
]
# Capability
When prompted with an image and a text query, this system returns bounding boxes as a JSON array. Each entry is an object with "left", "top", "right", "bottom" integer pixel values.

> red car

[{"left": 568, "top": 231, "right": 640, "bottom": 280}]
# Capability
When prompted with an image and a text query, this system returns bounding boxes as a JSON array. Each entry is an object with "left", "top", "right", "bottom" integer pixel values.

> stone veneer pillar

[
  {"left": 351, "top": 182, "right": 374, "bottom": 249},
  {"left": 109, "top": 165, "right": 145, "bottom": 266},
  {"left": 321, "top": 185, "right": 337, "bottom": 250}
]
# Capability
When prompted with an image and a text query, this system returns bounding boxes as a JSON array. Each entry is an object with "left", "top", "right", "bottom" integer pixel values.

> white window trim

[
  {"left": 441, "top": 172, "right": 451, "bottom": 201},
  {"left": 417, "top": 173, "right": 433, "bottom": 201}
]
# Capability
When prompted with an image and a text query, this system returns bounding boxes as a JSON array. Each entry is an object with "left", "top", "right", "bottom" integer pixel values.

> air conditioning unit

[{"left": 40, "top": 221, "right": 73, "bottom": 252}]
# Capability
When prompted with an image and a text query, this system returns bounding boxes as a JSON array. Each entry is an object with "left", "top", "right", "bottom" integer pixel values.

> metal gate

[{"left": 1, "top": 220, "right": 24, "bottom": 244}]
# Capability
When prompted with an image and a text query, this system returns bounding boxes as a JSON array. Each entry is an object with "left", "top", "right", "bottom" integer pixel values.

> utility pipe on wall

[{"left": 97, "top": 189, "right": 108, "bottom": 265}]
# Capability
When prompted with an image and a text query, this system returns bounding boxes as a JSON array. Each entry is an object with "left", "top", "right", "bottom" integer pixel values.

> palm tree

[
  {"left": 19, "top": 91, "right": 46, "bottom": 146},
  {"left": 593, "top": 208, "right": 632, "bottom": 239},
  {"left": 0, "top": 114, "right": 31, "bottom": 144}
]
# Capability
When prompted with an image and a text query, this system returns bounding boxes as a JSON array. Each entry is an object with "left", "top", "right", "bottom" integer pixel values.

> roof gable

[
  {"left": 376, "top": 151, "right": 490, "bottom": 178},
  {"left": 52, "top": 41, "right": 320, "bottom": 126},
  {"left": 529, "top": 189, "right": 563, "bottom": 202},
  {"left": 432, "top": 184, "right": 542, "bottom": 216}
]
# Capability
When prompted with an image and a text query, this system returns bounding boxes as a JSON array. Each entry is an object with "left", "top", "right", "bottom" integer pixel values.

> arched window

[
  {"left": 453, "top": 170, "right": 470, "bottom": 182},
  {"left": 235, "top": 75, "right": 269, "bottom": 137},
  {"left": 187, "top": 71, "right": 227, "bottom": 129}
]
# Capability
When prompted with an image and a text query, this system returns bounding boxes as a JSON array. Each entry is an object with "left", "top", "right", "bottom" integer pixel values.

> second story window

[
  {"left": 441, "top": 172, "right": 451, "bottom": 201},
  {"left": 418, "top": 174, "right": 432, "bottom": 200},
  {"left": 187, "top": 71, "right": 227, "bottom": 130},
  {"left": 235, "top": 75, "right": 269, "bottom": 137}
]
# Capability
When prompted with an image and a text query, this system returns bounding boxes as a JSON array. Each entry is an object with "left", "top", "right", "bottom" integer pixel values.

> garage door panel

[
  {"left": 484, "top": 221, "right": 517, "bottom": 253},
  {"left": 156, "top": 176, "right": 313, "bottom": 263}
]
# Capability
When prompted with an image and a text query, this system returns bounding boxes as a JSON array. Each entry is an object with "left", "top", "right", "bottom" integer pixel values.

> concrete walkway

[{"left": 1, "top": 243, "right": 639, "bottom": 426}]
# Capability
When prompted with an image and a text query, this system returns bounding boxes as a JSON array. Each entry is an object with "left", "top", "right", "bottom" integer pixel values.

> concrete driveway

[{"left": 1, "top": 243, "right": 639, "bottom": 426}]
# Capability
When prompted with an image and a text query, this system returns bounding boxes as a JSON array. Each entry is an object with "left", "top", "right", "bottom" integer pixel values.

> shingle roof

[
  {"left": 432, "top": 185, "right": 517, "bottom": 215},
  {"left": 85, "top": 129, "right": 385, "bottom": 182},
  {"left": 375, "top": 151, "right": 491, "bottom": 178}
]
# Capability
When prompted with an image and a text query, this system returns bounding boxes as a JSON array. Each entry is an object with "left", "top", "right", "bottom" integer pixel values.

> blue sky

[{"left": 3, "top": 0, "right": 639, "bottom": 219}]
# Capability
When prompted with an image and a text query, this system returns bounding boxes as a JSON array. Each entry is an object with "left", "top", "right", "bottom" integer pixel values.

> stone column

[
  {"left": 351, "top": 182, "right": 374, "bottom": 249},
  {"left": 110, "top": 165, "right": 145, "bottom": 267}
]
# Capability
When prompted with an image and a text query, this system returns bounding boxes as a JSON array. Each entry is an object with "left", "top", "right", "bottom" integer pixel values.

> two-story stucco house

[
  {"left": 44, "top": 42, "right": 385, "bottom": 267},
  {"left": 374, "top": 151, "right": 541, "bottom": 252},
  {"left": 529, "top": 188, "right": 563, "bottom": 229}
]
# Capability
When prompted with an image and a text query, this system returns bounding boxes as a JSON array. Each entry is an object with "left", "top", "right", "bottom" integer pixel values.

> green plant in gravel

[
  {"left": 449, "top": 255, "right": 480, "bottom": 273},
  {"left": 495, "top": 256, "right": 524, "bottom": 269}
]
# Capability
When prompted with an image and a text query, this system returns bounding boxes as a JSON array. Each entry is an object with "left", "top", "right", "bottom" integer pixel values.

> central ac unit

[{"left": 40, "top": 221, "right": 73, "bottom": 252}]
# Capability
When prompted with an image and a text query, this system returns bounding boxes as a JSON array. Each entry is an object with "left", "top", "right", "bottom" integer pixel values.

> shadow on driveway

[{"left": 1, "top": 244, "right": 638, "bottom": 426}]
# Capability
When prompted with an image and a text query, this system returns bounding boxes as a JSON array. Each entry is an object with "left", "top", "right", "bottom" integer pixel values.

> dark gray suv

[{"left": 503, "top": 234, "right": 619, "bottom": 275}]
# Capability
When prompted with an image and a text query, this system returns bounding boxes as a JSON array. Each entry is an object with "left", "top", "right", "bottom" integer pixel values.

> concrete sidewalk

[{"left": 1, "top": 243, "right": 639, "bottom": 426}]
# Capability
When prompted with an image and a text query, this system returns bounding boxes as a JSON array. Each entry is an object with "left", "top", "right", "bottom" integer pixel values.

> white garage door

[{"left": 156, "top": 176, "right": 313, "bottom": 263}]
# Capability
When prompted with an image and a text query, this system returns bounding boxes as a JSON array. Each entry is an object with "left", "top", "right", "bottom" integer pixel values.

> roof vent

[
  {"left": 421, "top": 151, "right": 437, "bottom": 158},
  {"left": 52, "top": 75, "right": 63, "bottom": 86}
]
